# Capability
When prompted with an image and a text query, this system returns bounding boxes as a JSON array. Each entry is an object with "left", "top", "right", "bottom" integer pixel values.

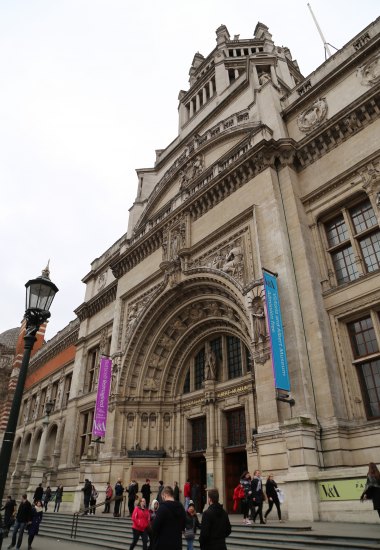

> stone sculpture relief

[
  {"left": 204, "top": 341, "right": 217, "bottom": 381},
  {"left": 221, "top": 243, "right": 244, "bottom": 277},
  {"left": 179, "top": 154, "right": 204, "bottom": 189},
  {"left": 297, "top": 98, "right": 328, "bottom": 133},
  {"left": 189, "top": 237, "right": 246, "bottom": 284},
  {"left": 250, "top": 296, "right": 267, "bottom": 343},
  {"left": 358, "top": 53, "right": 380, "bottom": 87}
]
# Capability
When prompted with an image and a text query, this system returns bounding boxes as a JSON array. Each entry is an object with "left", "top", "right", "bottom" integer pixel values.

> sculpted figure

[
  {"left": 222, "top": 244, "right": 243, "bottom": 275},
  {"left": 204, "top": 342, "right": 217, "bottom": 381},
  {"left": 251, "top": 297, "right": 267, "bottom": 343}
]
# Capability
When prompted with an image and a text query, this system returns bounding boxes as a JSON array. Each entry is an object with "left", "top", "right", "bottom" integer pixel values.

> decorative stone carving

[
  {"left": 99, "top": 327, "right": 109, "bottom": 355},
  {"left": 149, "top": 413, "right": 156, "bottom": 428},
  {"left": 221, "top": 242, "right": 244, "bottom": 277},
  {"left": 55, "top": 376, "right": 64, "bottom": 410},
  {"left": 141, "top": 413, "right": 148, "bottom": 428},
  {"left": 164, "top": 413, "right": 171, "bottom": 429},
  {"left": 250, "top": 296, "right": 267, "bottom": 343},
  {"left": 297, "top": 98, "right": 328, "bottom": 133},
  {"left": 24, "top": 397, "right": 31, "bottom": 423},
  {"left": 179, "top": 154, "right": 204, "bottom": 189},
  {"left": 97, "top": 271, "right": 107, "bottom": 291},
  {"left": 127, "top": 413, "right": 134, "bottom": 429},
  {"left": 204, "top": 341, "right": 217, "bottom": 381},
  {"left": 259, "top": 72, "right": 271, "bottom": 86},
  {"left": 358, "top": 53, "right": 380, "bottom": 87},
  {"left": 110, "top": 354, "right": 122, "bottom": 396},
  {"left": 144, "top": 377, "right": 158, "bottom": 391}
]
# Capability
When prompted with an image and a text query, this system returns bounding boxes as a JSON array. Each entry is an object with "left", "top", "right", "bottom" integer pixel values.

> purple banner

[{"left": 92, "top": 356, "right": 112, "bottom": 438}]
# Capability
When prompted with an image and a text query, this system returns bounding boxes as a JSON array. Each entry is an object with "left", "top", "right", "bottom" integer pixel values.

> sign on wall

[
  {"left": 92, "top": 356, "right": 112, "bottom": 438},
  {"left": 263, "top": 269, "right": 290, "bottom": 392},
  {"left": 318, "top": 478, "right": 366, "bottom": 501}
]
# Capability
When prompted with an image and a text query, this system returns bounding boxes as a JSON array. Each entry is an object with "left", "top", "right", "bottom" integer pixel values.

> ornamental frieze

[{"left": 297, "top": 98, "right": 328, "bottom": 133}]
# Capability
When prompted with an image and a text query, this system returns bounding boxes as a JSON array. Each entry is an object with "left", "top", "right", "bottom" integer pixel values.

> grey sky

[{"left": 0, "top": 0, "right": 378, "bottom": 339}]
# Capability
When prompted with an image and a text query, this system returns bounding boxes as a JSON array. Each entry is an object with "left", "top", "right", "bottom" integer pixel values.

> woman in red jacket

[{"left": 129, "top": 497, "right": 150, "bottom": 550}]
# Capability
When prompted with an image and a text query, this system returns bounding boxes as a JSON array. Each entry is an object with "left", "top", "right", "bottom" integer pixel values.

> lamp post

[{"left": 0, "top": 266, "right": 58, "bottom": 505}]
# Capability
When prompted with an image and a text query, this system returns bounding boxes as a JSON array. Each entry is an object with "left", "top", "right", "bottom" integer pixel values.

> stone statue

[
  {"left": 259, "top": 72, "right": 271, "bottom": 86},
  {"left": 204, "top": 342, "right": 217, "bottom": 381},
  {"left": 221, "top": 244, "right": 243, "bottom": 275},
  {"left": 251, "top": 297, "right": 267, "bottom": 343}
]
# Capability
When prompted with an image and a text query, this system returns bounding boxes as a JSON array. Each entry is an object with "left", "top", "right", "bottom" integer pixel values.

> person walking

[
  {"left": 90, "top": 484, "right": 98, "bottom": 515},
  {"left": 199, "top": 489, "right": 231, "bottom": 550},
  {"left": 239, "top": 471, "right": 252, "bottom": 525},
  {"left": 184, "top": 479, "right": 191, "bottom": 511},
  {"left": 81, "top": 479, "right": 92, "bottom": 515},
  {"left": 7, "top": 493, "right": 32, "bottom": 550},
  {"left": 360, "top": 462, "right": 380, "bottom": 519},
  {"left": 173, "top": 481, "right": 180, "bottom": 502},
  {"left": 1, "top": 495, "right": 16, "bottom": 537},
  {"left": 114, "top": 479, "right": 124, "bottom": 517},
  {"left": 129, "top": 497, "right": 150, "bottom": 550},
  {"left": 232, "top": 481, "right": 245, "bottom": 515},
  {"left": 53, "top": 485, "right": 63, "bottom": 513},
  {"left": 264, "top": 473, "right": 282, "bottom": 522},
  {"left": 184, "top": 502, "right": 201, "bottom": 550},
  {"left": 43, "top": 487, "right": 52, "bottom": 512},
  {"left": 251, "top": 470, "right": 266, "bottom": 524},
  {"left": 152, "top": 485, "right": 186, "bottom": 550},
  {"left": 147, "top": 499, "right": 159, "bottom": 550},
  {"left": 27, "top": 500, "right": 43, "bottom": 550},
  {"left": 141, "top": 479, "right": 152, "bottom": 508},
  {"left": 191, "top": 483, "right": 200, "bottom": 512},
  {"left": 127, "top": 479, "right": 139, "bottom": 516},
  {"left": 103, "top": 482, "right": 113, "bottom": 513}
]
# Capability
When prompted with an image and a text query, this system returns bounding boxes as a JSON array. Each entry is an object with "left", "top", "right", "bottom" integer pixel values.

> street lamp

[{"left": 0, "top": 265, "right": 58, "bottom": 505}]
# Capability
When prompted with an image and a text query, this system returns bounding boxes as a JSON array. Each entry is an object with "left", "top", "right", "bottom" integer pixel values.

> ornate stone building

[{"left": 6, "top": 18, "right": 380, "bottom": 521}]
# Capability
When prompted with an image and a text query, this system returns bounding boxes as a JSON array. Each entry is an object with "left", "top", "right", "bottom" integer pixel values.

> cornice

[
  {"left": 29, "top": 319, "right": 79, "bottom": 371},
  {"left": 74, "top": 281, "right": 118, "bottom": 322}
]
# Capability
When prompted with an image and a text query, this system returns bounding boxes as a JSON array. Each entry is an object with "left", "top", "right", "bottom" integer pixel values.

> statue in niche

[
  {"left": 142, "top": 413, "right": 148, "bottom": 428},
  {"left": 221, "top": 243, "right": 243, "bottom": 276},
  {"left": 259, "top": 72, "right": 271, "bottom": 86},
  {"left": 33, "top": 391, "right": 41, "bottom": 420},
  {"left": 127, "top": 413, "right": 134, "bottom": 429},
  {"left": 110, "top": 360, "right": 120, "bottom": 395},
  {"left": 24, "top": 398, "right": 31, "bottom": 423},
  {"left": 204, "top": 342, "right": 217, "bottom": 381},
  {"left": 192, "top": 155, "right": 204, "bottom": 177},
  {"left": 127, "top": 303, "right": 138, "bottom": 330},
  {"left": 164, "top": 413, "right": 171, "bottom": 429},
  {"left": 170, "top": 232, "right": 181, "bottom": 260},
  {"left": 150, "top": 413, "right": 156, "bottom": 429},
  {"left": 251, "top": 297, "right": 267, "bottom": 343}
]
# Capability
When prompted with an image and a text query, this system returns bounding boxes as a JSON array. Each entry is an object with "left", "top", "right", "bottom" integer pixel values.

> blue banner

[{"left": 263, "top": 270, "right": 290, "bottom": 392}]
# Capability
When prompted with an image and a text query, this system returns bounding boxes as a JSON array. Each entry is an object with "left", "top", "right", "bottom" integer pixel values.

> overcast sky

[{"left": 0, "top": 0, "right": 378, "bottom": 340}]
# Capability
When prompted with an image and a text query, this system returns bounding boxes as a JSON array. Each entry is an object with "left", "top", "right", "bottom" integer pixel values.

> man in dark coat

[
  {"left": 199, "top": 489, "right": 231, "bottom": 550},
  {"left": 141, "top": 479, "right": 152, "bottom": 507},
  {"left": 152, "top": 485, "right": 186, "bottom": 550},
  {"left": 81, "top": 479, "right": 92, "bottom": 515},
  {"left": 250, "top": 470, "right": 266, "bottom": 524},
  {"left": 33, "top": 484, "right": 43, "bottom": 503},
  {"left": 8, "top": 493, "right": 32, "bottom": 550},
  {"left": 1, "top": 495, "right": 16, "bottom": 535}
]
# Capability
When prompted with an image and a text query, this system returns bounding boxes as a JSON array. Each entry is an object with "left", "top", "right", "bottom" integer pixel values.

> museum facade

[{"left": 4, "top": 17, "right": 380, "bottom": 521}]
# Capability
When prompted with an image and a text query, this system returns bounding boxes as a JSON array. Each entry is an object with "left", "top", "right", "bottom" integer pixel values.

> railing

[{"left": 70, "top": 495, "right": 127, "bottom": 539}]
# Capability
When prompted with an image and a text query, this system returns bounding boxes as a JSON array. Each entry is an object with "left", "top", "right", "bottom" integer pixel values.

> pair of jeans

[
  {"left": 11, "top": 520, "right": 26, "bottom": 549},
  {"left": 129, "top": 528, "right": 148, "bottom": 550},
  {"left": 186, "top": 538, "right": 194, "bottom": 550},
  {"left": 184, "top": 496, "right": 190, "bottom": 510},
  {"left": 54, "top": 500, "right": 61, "bottom": 512}
]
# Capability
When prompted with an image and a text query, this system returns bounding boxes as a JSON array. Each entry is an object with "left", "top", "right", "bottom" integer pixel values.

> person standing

[
  {"left": 141, "top": 479, "right": 152, "bottom": 508},
  {"left": 173, "top": 481, "right": 180, "bottom": 502},
  {"left": 147, "top": 500, "right": 159, "bottom": 550},
  {"left": 33, "top": 484, "right": 43, "bottom": 504},
  {"left": 184, "top": 479, "right": 191, "bottom": 510},
  {"left": 184, "top": 502, "right": 201, "bottom": 550},
  {"left": 1, "top": 495, "right": 16, "bottom": 536},
  {"left": 90, "top": 484, "right": 98, "bottom": 515},
  {"left": 360, "top": 462, "right": 380, "bottom": 519},
  {"left": 191, "top": 483, "right": 200, "bottom": 512},
  {"left": 199, "top": 489, "right": 231, "bottom": 550},
  {"left": 27, "top": 500, "right": 43, "bottom": 550},
  {"left": 7, "top": 493, "right": 32, "bottom": 550},
  {"left": 251, "top": 470, "right": 266, "bottom": 524},
  {"left": 264, "top": 473, "right": 282, "bottom": 522},
  {"left": 103, "top": 482, "right": 113, "bottom": 513},
  {"left": 81, "top": 479, "right": 92, "bottom": 515},
  {"left": 129, "top": 497, "right": 150, "bottom": 550},
  {"left": 54, "top": 485, "right": 63, "bottom": 513},
  {"left": 127, "top": 479, "right": 139, "bottom": 516},
  {"left": 152, "top": 486, "right": 186, "bottom": 550},
  {"left": 43, "top": 487, "right": 52, "bottom": 512},
  {"left": 156, "top": 480, "right": 164, "bottom": 504},
  {"left": 114, "top": 479, "right": 124, "bottom": 517}
]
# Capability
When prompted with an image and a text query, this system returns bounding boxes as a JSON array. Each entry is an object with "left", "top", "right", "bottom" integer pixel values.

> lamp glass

[{"left": 25, "top": 277, "right": 58, "bottom": 312}]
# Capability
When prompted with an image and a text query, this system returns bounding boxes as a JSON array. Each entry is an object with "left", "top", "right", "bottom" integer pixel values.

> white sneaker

[{"left": 245, "top": 519, "right": 252, "bottom": 525}]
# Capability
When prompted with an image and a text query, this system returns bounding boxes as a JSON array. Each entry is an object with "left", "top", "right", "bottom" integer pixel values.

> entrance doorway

[
  {"left": 188, "top": 453, "right": 207, "bottom": 512},
  {"left": 224, "top": 448, "right": 247, "bottom": 513}
]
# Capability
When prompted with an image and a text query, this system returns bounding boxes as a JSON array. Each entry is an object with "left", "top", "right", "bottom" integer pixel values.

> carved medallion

[
  {"left": 358, "top": 53, "right": 380, "bottom": 87},
  {"left": 297, "top": 98, "right": 328, "bottom": 133}
]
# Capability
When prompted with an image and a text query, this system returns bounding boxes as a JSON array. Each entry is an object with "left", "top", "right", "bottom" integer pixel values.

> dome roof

[{"left": 0, "top": 327, "right": 20, "bottom": 351}]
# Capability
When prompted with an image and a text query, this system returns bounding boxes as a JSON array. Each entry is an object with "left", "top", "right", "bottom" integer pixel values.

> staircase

[{"left": 37, "top": 513, "right": 380, "bottom": 549}]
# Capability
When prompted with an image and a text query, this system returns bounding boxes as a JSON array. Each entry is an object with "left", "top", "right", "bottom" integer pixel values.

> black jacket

[
  {"left": 33, "top": 486, "right": 44, "bottom": 502},
  {"left": 16, "top": 500, "right": 33, "bottom": 523},
  {"left": 199, "top": 503, "right": 231, "bottom": 550},
  {"left": 265, "top": 479, "right": 279, "bottom": 502},
  {"left": 152, "top": 500, "right": 186, "bottom": 550},
  {"left": 141, "top": 483, "right": 151, "bottom": 501},
  {"left": 251, "top": 477, "right": 265, "bottom": 504}
]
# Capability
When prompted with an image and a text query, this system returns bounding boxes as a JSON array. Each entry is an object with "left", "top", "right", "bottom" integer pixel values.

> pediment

[{"left": 133, "top": 113, "right": 260, "bottom": 233}]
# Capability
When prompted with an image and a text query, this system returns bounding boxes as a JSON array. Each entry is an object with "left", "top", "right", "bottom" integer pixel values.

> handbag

[{"left": 184, "top": 528, "right": 195, "bottom": 540}]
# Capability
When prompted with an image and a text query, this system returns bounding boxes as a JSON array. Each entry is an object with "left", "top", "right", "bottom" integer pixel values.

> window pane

[
  {"left": 332, "top": 246, "right": 359, "bottom": 284},
  {"left": 348, "top": 317, "right": 379, "bottom": 357},
  {"left": 195, "top": 349, "right": 205, "bottom": 390},
  {"left": 226, "top": 409, "right": 246, "bottom": 446},
  {"left": 361, "top": 360, "right": 380, "bottom": 417},
  {"left": 183, "top": 369, "right": 190, "bottom": 394},
  {"left": 325, "top": 215, "right": 349, "bottom": 247},
  {"left": 359, "top": 231, "right": 380, "bottom": 273},
  {"left": 227, "top": 336, "right": 242, "bottom": 379},
  {"left": 192, "top": 417, "right": 207, "bottom": 451},
  {"left": 350, "top": 200, "right": 377, "bottom": 234}
]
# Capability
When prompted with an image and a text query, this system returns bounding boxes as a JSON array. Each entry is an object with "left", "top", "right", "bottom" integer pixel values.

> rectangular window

[
  {"left": 85, "top": 348, "right": 99, "bottom": 393},
  {"left": 348, "top": 317, "right": 378, "bottom": 358},
  {"left": 191, "top": 417, "right": 207, "bottom": 451},
  {"left": 79, "top": 409, "right": 94, "bottom": 459},
  {"left": 227, "top": 336, "right": 242, "bottom": 379},
  {"left": 62, "top": 373, "right": 72, "bottom": 408},
  {"left": 324, "top": 199, "right": 380, "bottom": 286},
  {"left": 226, "top": 408, "right": 246, "bottom": 446},
  {"left": 361, "top": 359, "right": 380, "bottom": 417},
  {"left": 195, "top": 349, "right": 205, "bottom": 390}
]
